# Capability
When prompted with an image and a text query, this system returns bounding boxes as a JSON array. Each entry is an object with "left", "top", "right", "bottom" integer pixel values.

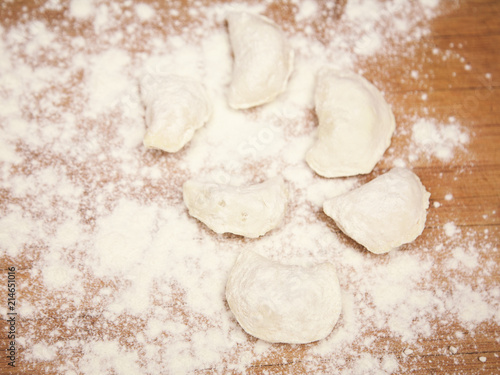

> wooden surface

[{"left": 1, "top": 0, "right": 499, "bottom": 374}]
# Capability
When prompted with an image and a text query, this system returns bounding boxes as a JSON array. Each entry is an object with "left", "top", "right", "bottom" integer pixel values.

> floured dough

[
  {"left": 226, "top": 250, "right": 342, "bottom": 344},
  {"left": 183, "top": 176, "right": 288, "bottom": 238},
  {"left": 140, "top": 74, "right": 212, "bottom": 152},
  {"left": 306, "top": 68, "right": 396, "bottom": 178},
  {"left": 227, "top": 12, "right": 294, "bottom": 109},
  {"left": 323, "top": 168, "right": 430, "bottom": 254}
]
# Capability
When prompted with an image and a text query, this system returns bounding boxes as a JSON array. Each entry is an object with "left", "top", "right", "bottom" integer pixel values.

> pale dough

[
  {"left": 140, "top": 74, "right": 212, "bottom": 152},
  {"left": 183, "top": 176, "right": 288, "bottom": 238},
  {"left": 226, "top": 250, "right": 342, "bottom": 344},
  {"left": 306, "top": 68, "right": 396, "bottom": 177},
  {"left": 323, "top": 168, "right": 430, "bottom": 254},
  {"left": 227, "top": 12, "right": 294, "bottom": 109}
]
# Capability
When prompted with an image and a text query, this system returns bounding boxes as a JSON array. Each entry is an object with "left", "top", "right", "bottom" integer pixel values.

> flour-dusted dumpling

[
  {"left": 226, "top": 250, "right": 342, "bottom": 344},
  {"left": 323, "top": 168, "right": 430, "bottom": 254},
  {"left": 227, "top": 12, "right": 294, "bottom": 109},
  {"left": 306, "top": 68, "right": 396, "bottom": 178},
  {"left": 183, "top": 176, "right": 288, "bottom": 238},
  {"left": 140, "top": 74, "right": 212, "bottom": 152}
]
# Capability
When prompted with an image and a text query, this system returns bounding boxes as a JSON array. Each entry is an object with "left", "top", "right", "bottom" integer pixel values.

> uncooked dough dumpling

[
  {"left": 226, "top": 250, "right": 342, "bottom": 344},
  {"left": 306, "top": 68, "right": 396, "bottom": 178},
  {"left": 323, "top": 168, "right": 430, "bottom": 254},
  {"left": 227, "top": 12, "right": 294, "bottom": 109},
  {"left": 183, "top": 176, "right": 288, "bottom": 238},
  {"left": 140, "top": 74, "right": 212, "bottom": 152}
]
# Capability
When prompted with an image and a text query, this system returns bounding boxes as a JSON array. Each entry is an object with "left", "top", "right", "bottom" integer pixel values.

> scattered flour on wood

[{"left": 410, "top": 118, "right": 469, "bottom": 162}]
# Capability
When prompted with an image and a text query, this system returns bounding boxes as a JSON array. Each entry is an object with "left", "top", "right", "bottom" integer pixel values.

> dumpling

[
  {"left": 306, "top": 68, "right": 396, "bottom": 178},
  {"left": 182, "top": 176, "right": 288, "bottom": 238},
  {"left": 323, "top": 168, "right": 430, "bottom": 254},
  {"left": 140, "top": 74, "right": 212, "bottom": 152},
  {"left": 226, "top": 250, "right": 342, "bottom": 344},
  {"left": 227, "top": 12, "right": 294, "bottom": 109}
]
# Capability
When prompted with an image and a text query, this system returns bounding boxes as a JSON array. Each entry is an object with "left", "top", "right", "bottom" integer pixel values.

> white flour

[
  {"left": 0, "top": 0, "right": 497, "bottom": 374},
  {"left": 410, "top": 118, "right": 469, "bottom": 162}
]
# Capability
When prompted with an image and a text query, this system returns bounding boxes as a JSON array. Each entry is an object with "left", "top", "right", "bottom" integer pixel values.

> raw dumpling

[
  {"left": 227, "top": 12, "right": 294, "bottom": 109},
  {"left": 183, "top": 176, "right": 288, "bottom": 238},
  {"left": 323, "top": 168, "right": 430, "bottom": 254},
  {"left": 306, "top": 68, "right": 396, "bottom": 178},
  {"left": 226, "top": 250, "right": 342, "bottom": 344},
  {"left": 140, "top": 74, "right": 212, "bottom": 152}
]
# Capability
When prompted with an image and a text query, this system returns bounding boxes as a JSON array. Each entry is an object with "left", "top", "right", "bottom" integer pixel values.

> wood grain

[{"left": 0, "top": 0, "right": 499, "bottom": 374}]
